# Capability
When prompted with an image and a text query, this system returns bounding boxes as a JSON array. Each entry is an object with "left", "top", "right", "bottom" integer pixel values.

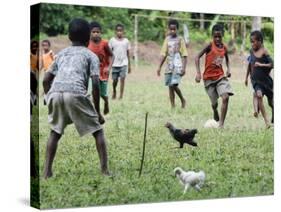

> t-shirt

[
  {"left": 109, "top": 37, "right": 130, "bottom": 67},
  {"left": 88, "top": 40, "right": 111, "bottom": 81},
  {"left": 203, "top": 41, "right": 227, "bottom": 81},
  {"left": 48, "top": 46, "right": 100, "bottom": 95},
  {"left": 160, "top": 35, "right": 188, "bottom": 74},
  {"left": 42, "top": 50, "right": 55, "bottom": 71}
]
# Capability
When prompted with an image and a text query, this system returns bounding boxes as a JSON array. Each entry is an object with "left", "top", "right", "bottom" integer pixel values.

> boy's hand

[
  {"left": 98, "top": 113, "right": 105, "bottom": 125},
  {"left": 180, "top": 70, "right": 186, "bottom": 77},
  {"left": 195, "top": 73, "right": 201, "bottom": 83},
  {"left": 226, "top": 71, "right": 231, "bottom": 78},
  {"left": 254, "top": 62, "right": 263, "bottom": 67},
  {"left": 226, "top": 68, "right": 231, "bottom": 78},
  {"left": 245, "top": 79, "right": 248, "bottom": 86},
  {"left": 157, "top": 68, "right": 161, "bottom": 77},
  {"left": 128, "top": 66, "right": 132, "bottom": 74}
]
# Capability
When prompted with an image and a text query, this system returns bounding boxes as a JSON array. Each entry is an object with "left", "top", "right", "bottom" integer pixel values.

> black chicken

[{"left": 165, "top": 122, "right": 198, "bottom": 148}]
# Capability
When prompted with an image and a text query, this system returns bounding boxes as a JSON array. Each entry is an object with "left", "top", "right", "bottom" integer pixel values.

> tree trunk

[{"left": 252, "top": 16, "right": 262, "bottom": 31}]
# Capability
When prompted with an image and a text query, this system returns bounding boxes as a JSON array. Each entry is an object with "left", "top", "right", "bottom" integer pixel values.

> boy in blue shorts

[
  {"left": 157, "top": 19, "right": 188, "bottom": 108},
  {"left": 43, "top": 18, "right": 110, "bottom": 179},
  {"left": 109, "top": 24, "right": 131, "bottom": 100}
]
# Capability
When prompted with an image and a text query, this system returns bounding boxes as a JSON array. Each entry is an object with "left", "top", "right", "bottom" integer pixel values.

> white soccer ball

[{"left": 204, "top": 119, "right": 219, "bottom": 128}]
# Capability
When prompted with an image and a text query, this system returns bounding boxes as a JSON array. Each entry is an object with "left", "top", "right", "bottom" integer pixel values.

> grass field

[{"left": 32, "top": 64, "right": 273, "bottom": 209}]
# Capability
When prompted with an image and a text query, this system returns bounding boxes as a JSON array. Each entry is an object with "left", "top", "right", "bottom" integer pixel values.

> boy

[
  {"left": 245, "top": 56, "right": 259, "bottom": 118},
  {"left": 195, "top": 24, "right": 233, "bottom": 128},
  {"left": 157, "top": 19, "right": 188, "bottom": 108},
  {"left": 43, "top": 18, "right": 110, "bottom": 179},
  {"left": 109, "top": 24, "right": 131, "bottom": 100},
  {"left": 247, "top": 30, "right": 273, "bottom": 127},
  {"left": 88, "top": 21, "right": 113, "bottom": 115},
  {"left": 30, "top": 40, "right": 39, "bottom": 73},
  {"left": 41, "top": 39, "right": 55, "bottom": 72}
]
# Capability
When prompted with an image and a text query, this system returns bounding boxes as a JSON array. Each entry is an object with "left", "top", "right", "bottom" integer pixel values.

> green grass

[{"left": 34, "top": 65, "right": 273, "bottom": 209}]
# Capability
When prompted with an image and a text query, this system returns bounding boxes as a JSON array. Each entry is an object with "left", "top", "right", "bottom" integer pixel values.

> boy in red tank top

[
  {"left": 195, "top": 24, "right": 233, "bottom": 128},
  {"left": 88, "top": 22, "right": 113, "bottom": 115}
]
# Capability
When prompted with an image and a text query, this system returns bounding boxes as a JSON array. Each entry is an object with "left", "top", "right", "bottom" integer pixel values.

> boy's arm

[
  {"left": 181, "top": 56, "right": 187, "bottom": 76},
  {"left": 255, "top": 49, "right": 273, "bottom": 69},
  {"left": 195, "top": 44, "right": 210, "bottom": 82},
  {"left": 245, "top": 63, "right": 251, "bottom": 86},
  {"left": 157, "top": 38, "right": 168, "bottom": 76},
  {"left": 127, "top": 49, "right": 131, "bottom": 73},
  {"left": 180, "top": 38, "right": 188, "bottom": 76},
  {"left": 105, "top": 44, "right": 114, "bottom": 74},
  {"left": 157, "top": 55, "right": 167, "bottom": 76},
  {"left": 225, "top": 51, "right": 231, "bottom": 77},
  {"left": 42, "top": 59, "right": 57, "bottom": 94}
]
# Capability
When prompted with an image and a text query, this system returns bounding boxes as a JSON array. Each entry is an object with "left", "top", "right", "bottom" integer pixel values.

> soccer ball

[{"left": 204, "top": 119, "right": 219, "bottom": 128}]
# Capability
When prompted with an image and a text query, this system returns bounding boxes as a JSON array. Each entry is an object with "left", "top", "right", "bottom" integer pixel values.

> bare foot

[
  {"left": 43, "top": 171, "right": 53, "bottom": 179},
  {"left": 102, "top": 169, "right": 112, "bottom": 176},
  {"left": 181, "top": 98, "right": 186, "bottom": 109},
  {"left": 253, "top": 111, "right": 258, "bottom": 118},
  {"left": 104, "top": 103, "right": 109, "bottom": 115},
  {"left": 112, "top": 92, "right": 116, "bottom": 100},
  {"left": 265, "top": 123, "right": 271, "bottom": 129},
  {"left": 218, "top": 121, "right": 224, "bottom": 129}
]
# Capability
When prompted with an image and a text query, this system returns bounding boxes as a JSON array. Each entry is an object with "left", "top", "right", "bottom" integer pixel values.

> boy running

[
  {"left": 195, "top": 24, "right": 233, "bottom": 128},
  {"left": 246, "top": 30, "right": 273, "bottom": 127}
]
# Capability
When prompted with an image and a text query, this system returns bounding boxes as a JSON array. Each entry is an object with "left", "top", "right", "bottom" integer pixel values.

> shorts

[
  {"left": 100, "top": 80, "right": 108, "bottom": 97},
  {"left": 165, "top": 73, "right": 181, "bottom": 86},
  {"left": 112, "top": 66, "right": 127, "bottom": 80},
  {"left": 47, "top": 92, "right": 102, "bottom": 137},
  {"left": 253, "top": 82, "right": 273, "bottom": 99},
  {"left": 204, "top": 77, "right": 234, "bottom": 105}
]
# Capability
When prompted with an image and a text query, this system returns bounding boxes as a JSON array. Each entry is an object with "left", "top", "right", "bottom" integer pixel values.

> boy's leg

[
  {"left": 253, "top": 93, "right": 259, "bottom": 117},
  {"left": 101, "top": 95, "right": 109, "bottom": 115},
  {"left": 173, "top": 85, "right": 186, "bottom": 108},
  {"left": 119, "top": 77, "right": 125, "bottom": 99},
  {"left": 92, "top": 129, "right": 110, "bottom": 175},
  {"left": 100, "top": 81, "right": 109, "bottom": 114},
  {"left": 169, "top": 86, "right": 175, "bottom": 108},
  {"left": 112, "top": 79, "right": 118, "bottom": 99},
  {"left": 256, "top": 90, "right": 270, "bottom": 127},
  {"left": 212, "top": 102, "right": 220, "bottom": 122},
  {"left": 206, "top": 84, "right": 219, "bottom": 121},
  {"left": 267, "top": 97, "right": 274, "bottom": 123},
  {"left": 43, "top": 130, "right": 62, "bottom": 179},
  {"left": 119, "top": 66, "right": 127, "bottom": 100},
  {"left": 112, "top": 69, "right": 119, "bottom": 99},
  {"left": 219, "top": 93, "right": 229, "bottom": 128}
]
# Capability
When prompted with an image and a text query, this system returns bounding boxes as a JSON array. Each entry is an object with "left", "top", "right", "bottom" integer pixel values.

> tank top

[{"left": 203, "top": 41, "right": 226, "bottom": 81}]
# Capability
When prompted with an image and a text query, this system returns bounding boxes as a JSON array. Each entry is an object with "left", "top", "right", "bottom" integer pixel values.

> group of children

[
  {"left": 158, "top": 19, "right": 273, "bottom": 129},
  {"left": 31, "top": 17, "right": 274, "bottom": 179}
]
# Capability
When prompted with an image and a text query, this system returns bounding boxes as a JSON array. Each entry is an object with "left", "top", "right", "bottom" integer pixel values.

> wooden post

[
  {"left": 139, "top": 112, "right": 148, "bottom": 177},
  {"left": 241, "top": 21, "right": 246, "bottom": 53},
  {"left": 134, "top": 14, "right": 138, "bottom": 71}
]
